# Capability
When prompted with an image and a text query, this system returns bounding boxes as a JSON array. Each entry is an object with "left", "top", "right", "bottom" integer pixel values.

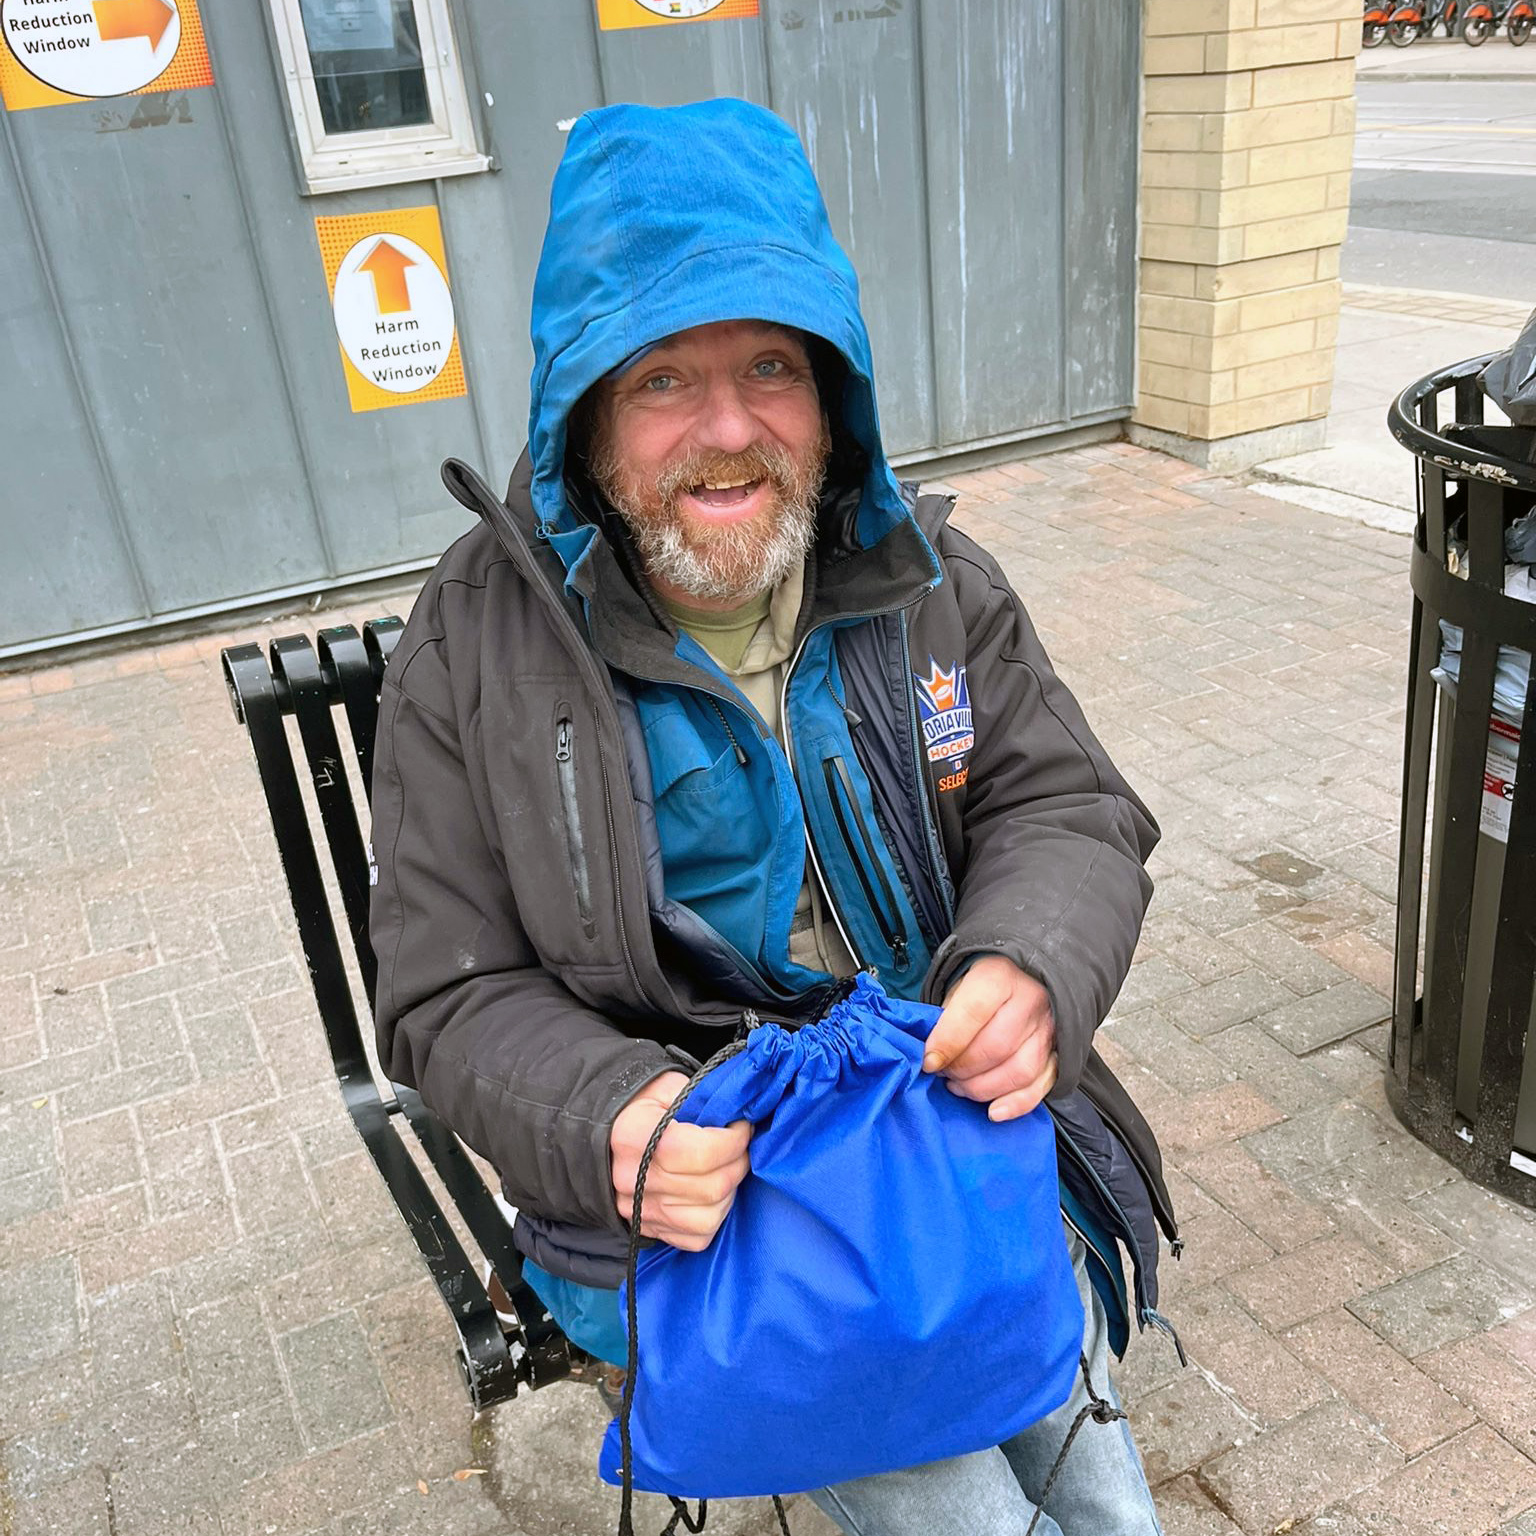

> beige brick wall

[{"left": 1136, "top": 0, "right": 1358, "bottom": 449}]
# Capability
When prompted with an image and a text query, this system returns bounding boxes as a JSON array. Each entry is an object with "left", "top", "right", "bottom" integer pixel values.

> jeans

[{"left": 805, "top": 1233, "right": 1164, "bottom": 1536}]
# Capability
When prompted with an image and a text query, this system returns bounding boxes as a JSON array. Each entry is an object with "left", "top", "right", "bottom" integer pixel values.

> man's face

[{"left": 586, "top": 320, "right": 831, "bottom": 608}]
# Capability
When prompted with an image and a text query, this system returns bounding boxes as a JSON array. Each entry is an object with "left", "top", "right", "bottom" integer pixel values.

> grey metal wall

[{"left": 1, "top": 0, "right": 1138, "bottom": 656}]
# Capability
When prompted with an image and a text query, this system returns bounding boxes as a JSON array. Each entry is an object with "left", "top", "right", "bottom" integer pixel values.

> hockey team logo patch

[{"left": 914, "top": 657, "right": 974, "bottom": 792}]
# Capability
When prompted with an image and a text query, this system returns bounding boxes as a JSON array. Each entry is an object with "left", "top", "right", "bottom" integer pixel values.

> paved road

[{"left": 1344, "top": 79, "right": 1536, "bottom": 300}]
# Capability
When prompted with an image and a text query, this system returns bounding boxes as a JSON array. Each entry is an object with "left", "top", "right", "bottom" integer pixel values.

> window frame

[{"left": 266, "top": 0, "right": 490, "bottom": 195}]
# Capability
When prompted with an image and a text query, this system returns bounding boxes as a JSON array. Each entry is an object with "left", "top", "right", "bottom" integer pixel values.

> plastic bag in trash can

[{"left": 1480, "top": 306, "right": 1536, "bottom": 428}]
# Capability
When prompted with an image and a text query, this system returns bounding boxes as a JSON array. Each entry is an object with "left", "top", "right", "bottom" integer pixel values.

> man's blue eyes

[{"left": 639, "top": 360, "right": 790, "bottom": 392}]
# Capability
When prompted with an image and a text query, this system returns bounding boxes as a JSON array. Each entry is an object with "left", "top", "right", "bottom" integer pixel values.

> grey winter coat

[{"left": 370, "top": 453, "right": 1160, "bottom": 1280}]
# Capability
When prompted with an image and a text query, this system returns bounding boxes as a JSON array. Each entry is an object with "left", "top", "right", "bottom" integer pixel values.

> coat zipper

[
  {"left": 897, "top": 610, "right": 957, "bottom": 930},
  {"left": 1050, "top": 1112, "right": 1153, "bottom": 1316},
  {"left": 779, "top": 629, "right": 866, "bottom": 970},
  {"left": 822, "top": 754, "right": 911, "bottom": 973},
  {"left": 704, "top": 697, "right": 750, "bottom": 766},
  {"left": 554, "top": 708, "right": 597, "bottom": 938},
  {"left": 463, "top": 471, "right": 661, "bottom": 1013},
  {"left": 1076, "top": 1079, "right": 1182, "bottom": 1248}
]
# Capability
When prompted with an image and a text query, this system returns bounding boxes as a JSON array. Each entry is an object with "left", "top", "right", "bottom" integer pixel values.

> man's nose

[{"left": 691, "top": 377, "right": 759, "bottom": 455}]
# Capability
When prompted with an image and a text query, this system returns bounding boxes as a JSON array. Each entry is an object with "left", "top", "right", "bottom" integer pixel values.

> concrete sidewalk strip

[
  {"left": 1355, "top": 33, "right": 1536, "bottom": 83},
  {"left": 1256, "top": 284, "right": 1531, "bottom": 526},
  {"left": 4, "top": 441, "right": 1536, "bottom": 1533}
]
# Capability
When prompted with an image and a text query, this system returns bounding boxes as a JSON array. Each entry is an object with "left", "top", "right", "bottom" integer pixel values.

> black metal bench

[{"left": 221, "top": 619, "right": 584, "bottom": 1411}]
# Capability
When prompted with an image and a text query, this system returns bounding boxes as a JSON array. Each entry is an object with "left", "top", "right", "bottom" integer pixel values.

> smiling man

[
  {"left": 371, "top": 99, "right": 1166, "bottom": 1534},
  {"left": 586, "top": 319, "right": 831, "bottom": 607}
]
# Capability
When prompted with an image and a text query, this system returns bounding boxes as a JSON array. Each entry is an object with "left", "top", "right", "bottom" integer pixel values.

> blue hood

[{"left": 528, "top": 98, "right": 909, "bottom": 551}]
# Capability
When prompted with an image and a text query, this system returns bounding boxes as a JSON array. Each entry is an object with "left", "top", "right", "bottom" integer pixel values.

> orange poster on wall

[
  {"left": 315, "top": 206, "right": 468, "bottom": 416},
  {"left": 596, "top": 0, "right": 758, "bottom": 31},
  {"left": 0, "top": 0, "right": 213, "bottom": 112}
]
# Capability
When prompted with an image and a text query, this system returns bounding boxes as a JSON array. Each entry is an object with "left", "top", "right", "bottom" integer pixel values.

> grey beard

[
  {"left": 624, "top": 494, "right": 816, "bottom": 603},
  {"left": 588, "top": 427, "right": 830, "bottom": 604}
]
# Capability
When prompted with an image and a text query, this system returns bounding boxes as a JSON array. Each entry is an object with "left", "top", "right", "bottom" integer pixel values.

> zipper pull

[
  {"left": 732, "top": 742, "right": 748, "bottom": 766},
  {"left": 891, "top": 936, "right": 909, "bottom": 971},
  {"left": 555, "top": 720, "right": 572, "bottom": 762}
]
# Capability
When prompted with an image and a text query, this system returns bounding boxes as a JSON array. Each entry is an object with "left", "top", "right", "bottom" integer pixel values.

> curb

[
  {"left": 1247, "top": 476, "right": 1417, "bottom": 535},
  {"left": 1357, "top": 69, "right": 1535, "bottom": 81}
]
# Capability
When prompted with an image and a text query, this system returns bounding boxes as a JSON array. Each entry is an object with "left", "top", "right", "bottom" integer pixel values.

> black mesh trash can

[{"left": 1388, "top": 355, "right": 1536, "bottom": 1208}]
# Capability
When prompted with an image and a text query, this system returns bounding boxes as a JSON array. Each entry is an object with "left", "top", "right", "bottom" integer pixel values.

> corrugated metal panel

[
  {"left": 1, "top": 0, "right": 1137, "bottom": 654},
  {"left": 7, "top": 80, "right": 328, "bottom": 613},
  {"left": 0, "top": 111, "right": 147, "bottom": 647},
  {"left": 1065, "top": 0, "right": 1138, "bottom": 420},
  {"left": 768, "top": 2, "right": 936, "bottom": 456},
  {"left": 921, "top": 0, "right": 1066, "bottom": 448},
  {"left": 202, "top": 0, "right": 497, "bottom": 579}
]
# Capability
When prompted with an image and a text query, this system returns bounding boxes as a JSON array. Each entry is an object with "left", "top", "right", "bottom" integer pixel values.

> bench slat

[
  {"left": 222, "top": 626, "right": 584, "bottom": 1412},
  {"left": 271, "top": 636, "right": 377, "bottom": 1006}
]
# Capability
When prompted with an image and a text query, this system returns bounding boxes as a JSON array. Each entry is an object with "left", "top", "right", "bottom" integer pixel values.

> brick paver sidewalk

[{"left": 3, "top": 441, "right": 1535, "bottom": 1535}]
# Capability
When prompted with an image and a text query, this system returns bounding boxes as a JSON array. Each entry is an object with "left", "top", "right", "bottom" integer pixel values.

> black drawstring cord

[
  {"left": 1023, "top": 1352, "right": 1129, "bottom": 1536},
  {"left": 617, "top": 1039, "right": 751, "bottom": 1536}
]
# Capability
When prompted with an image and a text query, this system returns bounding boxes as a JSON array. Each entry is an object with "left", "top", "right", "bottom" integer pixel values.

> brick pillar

[{"left": 1131, "top": 0, "right": 1358, "bottom": 471}]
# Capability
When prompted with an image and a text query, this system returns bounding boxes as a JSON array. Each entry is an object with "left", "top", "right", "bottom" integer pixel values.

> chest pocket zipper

[
  {"left": 555, "top": 706, "right": 597, "bottom": 939},
  {"left": 822, "top": 754, "right": 910, "bottom": 973}
]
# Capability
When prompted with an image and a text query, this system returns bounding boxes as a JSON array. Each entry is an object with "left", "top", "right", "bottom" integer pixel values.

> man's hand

[
  {"left": 924, "top": 956, "right": 1058, "bottom": 1122},
  {"left": 610, "top": 1072, "right": 752, "bottom": 1251}
]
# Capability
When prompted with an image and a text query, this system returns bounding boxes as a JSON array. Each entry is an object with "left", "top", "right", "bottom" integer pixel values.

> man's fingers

[
  {"left": 614, "top": 1136, "right": 751, "bottom": 1208},
  {"left": 941, "top": 1003, "right": 1046, "bottom": 1082},
  {"left": 947, "top": 1052, "right": 1059, "bottom": 1122},
  {"left": 653, "top": 1119, "right": 752, "bottom": 1175},
  {"left": 925, "top": 978, "right": 1009, "bottom": 1072},
  {"left": 944, "top": 1020, "right": 1054, "bottom": 1096},
  {"left": 631, "top": 1179, "right": 747, "bottom": 1249},
  {"left": 984, "top": 1057, "right": 1060, "bottom": 1123},
  {"left": 945, "top": 1043, "right": 1058, "bottom": 1110}
]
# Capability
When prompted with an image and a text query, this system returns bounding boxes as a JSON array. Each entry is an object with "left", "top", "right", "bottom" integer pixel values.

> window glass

[{"left": 298, "top": 0, "right": 430, "bottom": 134}]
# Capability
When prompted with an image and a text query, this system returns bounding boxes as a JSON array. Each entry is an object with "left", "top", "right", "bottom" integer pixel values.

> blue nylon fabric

[
  {"left": 597, "top": 975, "right": 1084, "bottom": 1499},
  {"left": 631, "top": 640, "right": 828, "bottom": 995}
]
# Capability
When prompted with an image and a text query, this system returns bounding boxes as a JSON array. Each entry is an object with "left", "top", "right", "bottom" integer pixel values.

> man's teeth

[{"left": 698, "top": 478, "right": 755, "bottom": 491}]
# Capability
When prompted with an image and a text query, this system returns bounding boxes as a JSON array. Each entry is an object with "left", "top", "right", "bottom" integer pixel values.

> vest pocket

[{"left": 641, "top": 700, "right": 764, "bottom": 924}]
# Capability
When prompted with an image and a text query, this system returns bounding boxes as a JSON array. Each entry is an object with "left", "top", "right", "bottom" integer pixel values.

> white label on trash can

[{"left": 1481, "top": 716, "right": 1520, "bottom": 844}]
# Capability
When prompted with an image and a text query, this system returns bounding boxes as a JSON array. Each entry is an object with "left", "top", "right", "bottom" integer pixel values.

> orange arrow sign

[
  {"left": 93, "top": 0, "right": 176, "bottom": 50},
  {"left": 358, "top": 239, "right": 416, "bottom": 315}
]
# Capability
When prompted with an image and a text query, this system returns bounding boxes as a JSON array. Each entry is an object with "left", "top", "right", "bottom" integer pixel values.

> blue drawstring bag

[{"left": 599, "top": 973, "right": 1084, "bottom": 1502}]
